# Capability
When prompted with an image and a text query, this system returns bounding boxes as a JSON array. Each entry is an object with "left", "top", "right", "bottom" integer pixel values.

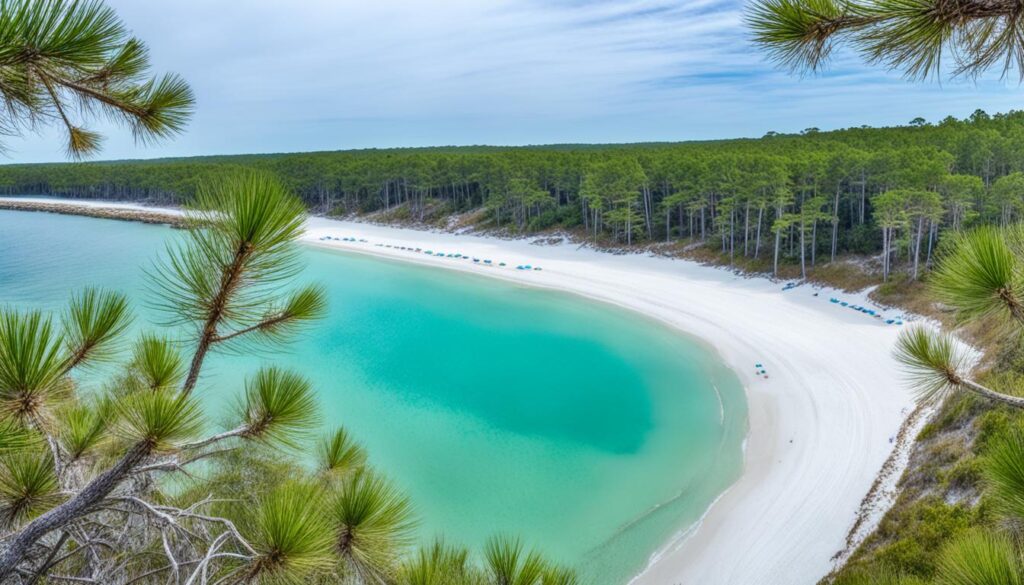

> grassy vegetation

[{"left": 830, "top": 349, "right": 1024, "bottom": 583}]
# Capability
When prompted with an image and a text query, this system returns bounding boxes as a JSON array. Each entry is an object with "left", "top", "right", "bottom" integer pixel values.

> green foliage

[
  {"left": 930, "top": 226, "right": 1024, "bottom": 326},
  {"left": 61, "top": 288, "right": 132, "bottom": 368},
  {"left": 176, "top": 448, "right": 296, "bottom": 521},
  {"left": 541, "top": 566, "right": 580, "bottom": 585},
  {"left": 256, "top": 283, "right": 329, "bottom": 344},
  {"left": 398, "top": 539, "right": 476, "bottom": 585},
  {"left": 528, "top": 205, "right": 581, "bottom": 233},
  {"left": 332, "top": 470, "right": 416, "bottom": 582},
  {"left": 0, "top": 0, "right": 194, "bottom": 158},
  {"left": 991, "top": 173, "right": 1024, "bottom": 223},
  {"left": 114, "top": 389, "right": 203, "bottom": 450},
  {"left": 130, "top": 333, "right": 184, "bottom": 390},
  {"left": 974, "top": 398, "right": 1024, "bottom": 451},
  {"left": 894, "top": 326, "right": 972, "bottom": 404},
  {"left": 190, "top": 170, "right": 307, "bottom": 257},
  {"left": 0, "top": 419, "right": 38, "bottom": 455},
  {"left": 842, "top": 223, "right": 879, "bottom": 255},
  {"left": 247, "top": 481, "right": 335, "bottom": 584},
  {"left": 746, "top": 0, "right": 854, "bottom": 73},
  {"left": 0, "top": 450, "right": 59, "bottom": 528},
  {"left": 942, "top": 457, "right": 982, "bottom": 492},
  {"left": 934, "top": 530, "right": 1022, "bottom": 585},
  {"left": 56, "top": 397, "right": 113, "bottom": 460},
  {"left": 0, "top": 309, "right": 67, "bottom": 418},
  {"left": 746, "top": 0, "right": 1024, "bottom": 80},
  {"left": 237, "top": 367, "right": 320, "bottom": 448},
  {"left": 395, "top": 538, "right": 578, "bottom": 585},
  {"left": 317, "top": 427, "right": 367, "bottom": 479},
  {"left": 867, "top": 498, "right": 976, "bottom": 578},
  {"left": 149, "top": 171, "right": 326, "bottom": 351},
  {"left": 833, "top": 567, "right": 927, "bottom": 585},
  {"left": 484, "top": 536, "right": 549, "bottom": 585},
  {"left": 982, "top": 430, "right": 1024, "bottom": 521}
]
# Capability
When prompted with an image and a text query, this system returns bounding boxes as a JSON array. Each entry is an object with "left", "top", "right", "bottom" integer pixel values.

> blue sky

[{"left": 6, "top": 0, "right": 1024, "bottom": 163}]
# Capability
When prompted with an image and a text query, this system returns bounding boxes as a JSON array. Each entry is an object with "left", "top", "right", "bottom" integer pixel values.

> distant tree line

[{"left": 3, "top": 109, "right": 1024, "bottom": 279}]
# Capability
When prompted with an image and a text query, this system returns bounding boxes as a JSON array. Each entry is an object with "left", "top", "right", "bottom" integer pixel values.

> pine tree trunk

[
  {"left": 859, "top": 172, "right": 866, "bottom": 224},
  {"left": 0, "top": 442, "right": 152, "bottom": 579},
  {"left": 882, "top": 227, "right": 889, "bottom": 281},
  {"left": 643, "top": 185, "right": 653, "bottom": 239},
  {"left": 773, "top": 228, "right": 781, "bottom": 277},
  {"left": 730, "top": 208, "right": 735, "bottom": 263},
  {"left": 743, "top": 202, "right": 750, "bottom": 257},
  {"left": 754, "top": 207, "right": 763, "bottom": 259},
  {"left": 912, "top": 216, "right": 923, "bottom": 280},
  {"left": 800, "top": 223, "right": 807, "bottom": 279},
  {"left": 926, "top": 221, "right": 936, "bottom": 268},
  {"left": 811, "top": 220, "right": 817, "bottom": 267},
  {"left": 665, "top": 207, "right": 671, "bottom": 242},
  {"left": 831, "top": 185, "right": 840, "bottom": 262}
]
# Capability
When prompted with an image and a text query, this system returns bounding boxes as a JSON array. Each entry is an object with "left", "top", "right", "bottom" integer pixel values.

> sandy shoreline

[{"left": 2, "top": 197, "right": 920, "bottom": 585}]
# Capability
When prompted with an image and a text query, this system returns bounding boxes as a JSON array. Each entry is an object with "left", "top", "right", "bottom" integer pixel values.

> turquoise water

[{"left": 0, "top": 209, "right": 747, "bottom": 584}]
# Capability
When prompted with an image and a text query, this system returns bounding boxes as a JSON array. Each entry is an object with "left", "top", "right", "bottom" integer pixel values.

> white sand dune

[{"left": 5, "top": 197, "right": 920, "bottom": 585}]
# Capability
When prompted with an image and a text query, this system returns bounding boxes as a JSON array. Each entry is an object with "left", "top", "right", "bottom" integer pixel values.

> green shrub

[{"left": 866, "top": 498, "right": 975, "bottom": 579}]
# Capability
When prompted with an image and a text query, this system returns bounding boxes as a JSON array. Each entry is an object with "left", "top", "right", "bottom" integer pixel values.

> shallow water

[{"left": 0, "top": 209, "right": 746, "bottom": 584}]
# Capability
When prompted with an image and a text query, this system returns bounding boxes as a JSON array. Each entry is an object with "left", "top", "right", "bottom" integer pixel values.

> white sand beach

[{"left": 5, "top": 197, "right": 921, "bottom": 585}]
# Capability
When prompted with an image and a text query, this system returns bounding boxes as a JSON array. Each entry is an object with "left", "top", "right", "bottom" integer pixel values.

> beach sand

[{"left": 4, "top": 197, "right": 924, "bottom": 585}]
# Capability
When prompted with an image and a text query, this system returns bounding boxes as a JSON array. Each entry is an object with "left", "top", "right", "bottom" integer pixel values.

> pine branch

[{"left": 749, "top": 0, "right": 1024, "bottom": 78}]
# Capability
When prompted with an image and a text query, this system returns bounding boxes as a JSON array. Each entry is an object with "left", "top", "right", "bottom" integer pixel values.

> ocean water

[{"left": 0, "top": 209, "right": 747, "bottom": 584}]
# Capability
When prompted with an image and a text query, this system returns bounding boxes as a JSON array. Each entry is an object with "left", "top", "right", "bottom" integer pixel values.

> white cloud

[{"left": 2, "top": 0, "right": 1021, "bottom": 162}]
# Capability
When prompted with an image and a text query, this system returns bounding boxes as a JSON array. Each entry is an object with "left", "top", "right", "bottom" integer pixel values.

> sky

[{"left": 5, "top": 0, "right": 1024, "bottom": 163}]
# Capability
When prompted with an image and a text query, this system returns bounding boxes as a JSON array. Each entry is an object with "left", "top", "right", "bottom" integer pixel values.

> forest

[{"left": 3, "top": 109, "right": 1024, "bottom": 279}]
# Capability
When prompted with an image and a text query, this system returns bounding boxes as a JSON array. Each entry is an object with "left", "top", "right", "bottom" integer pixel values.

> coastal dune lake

[{"left": 0, "top": 209, "right": 747, "bottom": 584}]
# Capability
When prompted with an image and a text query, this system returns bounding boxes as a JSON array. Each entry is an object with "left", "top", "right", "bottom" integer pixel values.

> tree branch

[
  {"left": 181, "top": 243, "right": 253, "bottom": 396},
  {"left": 961, "top": 378, "right": 1024, "bottom": 408},
  {"left": 44, "top": 74, "right": 149, "bottom": 121},
  {"left": 177, "top": 427, "right": 248, "bottom": 452},
  {"left": 25, "top": 531, "right": 68, "bottom": 585},
  {"left": 132, "top": 446, "right": 236, "bottom": 474},
  {"left": 123, "top": 560, "right": 200, "bottom": 585},
  {"left": 0, "top": 441, "right": 152, "bottom": 579},
  {"left": 211, "top": 312, "right": 291, "bottom": 344}
]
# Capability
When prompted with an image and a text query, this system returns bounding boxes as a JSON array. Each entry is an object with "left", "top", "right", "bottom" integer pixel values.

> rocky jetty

[{"left": 0, "top": 200, "right": 184, "bottom": 227}]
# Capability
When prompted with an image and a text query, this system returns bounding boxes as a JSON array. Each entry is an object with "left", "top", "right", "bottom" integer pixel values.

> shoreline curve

[{"left": 0, "top": 196, "right": 920, "bottom": 585}]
